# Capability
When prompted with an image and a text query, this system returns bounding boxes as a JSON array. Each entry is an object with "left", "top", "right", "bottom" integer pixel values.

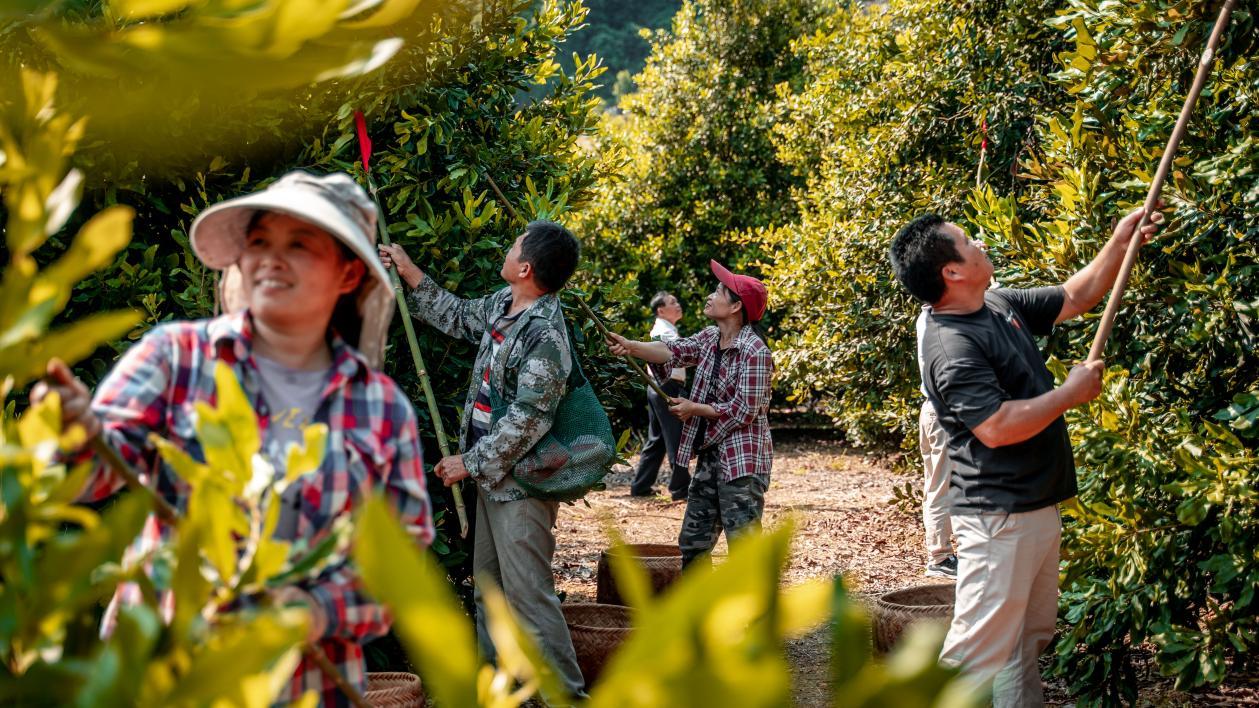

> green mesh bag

[{"left": 487, "top": 324, "right": 616, "bottom": 502}]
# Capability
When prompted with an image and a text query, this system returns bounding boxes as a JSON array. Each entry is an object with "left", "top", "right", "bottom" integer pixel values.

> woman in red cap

[{"left": 608, "top": 260, "right": 773, "bottom": 567}]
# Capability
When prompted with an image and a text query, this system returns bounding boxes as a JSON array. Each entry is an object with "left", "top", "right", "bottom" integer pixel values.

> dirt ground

[{"left": 551, "top": 430, "right": 1259, "bottom": 707}]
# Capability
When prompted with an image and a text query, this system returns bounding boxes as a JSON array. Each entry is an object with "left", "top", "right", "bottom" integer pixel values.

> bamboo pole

[
  {"left": 87, "top": 436, "right": 372, "bottom": 708},
  {"left": 352, "top": 110, "right": 468, "bottom": 537},
  {"left": 363, "top": 176, "right": 470, "bottom": 538},
  {"left": 480, "top": 173, "right": 673, "bottom": 401},
  {"left": 1086, "top": 0, "right": 1237, "bottom": 362}
]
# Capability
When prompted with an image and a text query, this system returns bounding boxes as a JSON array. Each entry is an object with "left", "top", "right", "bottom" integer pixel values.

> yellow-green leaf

[
  {"left": 0, "top": 309, "right": 141, "bottom": 391},
  {"left": 285, "top": 423, "right": 328, "bottom": 483},
  {"left": 353, "top": 494, "right": 479, "bottom": 708}
]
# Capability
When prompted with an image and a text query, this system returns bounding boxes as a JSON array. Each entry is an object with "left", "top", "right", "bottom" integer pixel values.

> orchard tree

[
  {"left": 575, "top": 0, "right": 823, "bottom": 332},
  {"left": 761, "top": 0, "right": 1258, "bottom": 701},
  {"left": 762, "top": 0, "right": 1067, "bottom": 445}
]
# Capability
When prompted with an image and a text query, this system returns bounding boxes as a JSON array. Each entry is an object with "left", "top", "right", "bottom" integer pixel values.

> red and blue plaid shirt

[
  {"left": 657, "top": 325, "right": 774, "bottom": 483},
  {"left": 84, "top": 311, "right": 433, "bottom": 706}
]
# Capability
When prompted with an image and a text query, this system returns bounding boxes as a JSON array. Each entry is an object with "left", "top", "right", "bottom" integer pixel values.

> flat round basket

[
  {"left": 365, "top": 671, "right": 424, "bottom": 708},
  {"left": 563, "top": 602, "right": 633, "bottom": 687},
  {"left": 871, "top": 583, "right": 955, "bottom": 654},
  {"left": 595, "top": 543, "right": 683, "bottom": 606}
]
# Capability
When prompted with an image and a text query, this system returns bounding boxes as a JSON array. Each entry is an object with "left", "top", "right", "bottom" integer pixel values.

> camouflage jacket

[{"left": 408, "top": 276, "right": 572, "bottom": 501}]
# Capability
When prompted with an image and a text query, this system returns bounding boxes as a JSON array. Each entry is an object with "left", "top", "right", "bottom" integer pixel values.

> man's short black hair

[
  {"left": 649, "top": 291, "right": 673, "bottom": 313},
  {"left": 888, "top": 214, "right": 961, "bottom": 303},
  {"left": 520, "top": 220, "right": 580, "bottom": 293}
]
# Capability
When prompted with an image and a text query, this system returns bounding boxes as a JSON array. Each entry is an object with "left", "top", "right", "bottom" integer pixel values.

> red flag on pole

[{"left": 354, "top": 111, "right": 372, "bottom": 172}]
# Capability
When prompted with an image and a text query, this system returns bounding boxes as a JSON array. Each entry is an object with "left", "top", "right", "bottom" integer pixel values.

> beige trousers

[
  {"left": 919, "top": 401, "right": 953, "bottom": 563},
  {"left": 473, "top": 488, "right": 586, "bottom": 696},
  {"left": 940, "top": 504, "right": 1062, "bottom": 707}
]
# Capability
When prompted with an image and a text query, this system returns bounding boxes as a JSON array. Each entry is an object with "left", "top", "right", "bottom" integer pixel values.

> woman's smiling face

[{"left": 239, "top": 212, "right": 364, "bottom": 330}]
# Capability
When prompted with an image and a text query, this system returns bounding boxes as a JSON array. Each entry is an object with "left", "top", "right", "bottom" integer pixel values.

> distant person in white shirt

[
  {"left": 629, "top": 291, "right": 691, "bottom": 500},
  {"left": 917, "top": 308, "right": 956, "bottom": 578}
]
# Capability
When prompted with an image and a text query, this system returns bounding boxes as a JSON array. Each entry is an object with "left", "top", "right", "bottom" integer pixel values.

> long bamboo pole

[
  {"left": 87, "top": 437, "right": 372, "bottom": 708},
  {"left": 481, "top": 173, "right": 672, "bottom": 400},
  {"left": 1086, "top": 0, "right": 1237, "bottom": 362},
  {"left": 363, "top": 176, "right": 470, "bottom": 538},
  {"left": 353, "top": 111, "right": 468, "bottom": 537}
]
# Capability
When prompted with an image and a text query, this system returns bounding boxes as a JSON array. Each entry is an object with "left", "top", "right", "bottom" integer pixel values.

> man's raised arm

[{"left": 1056, "top": 205, "right": 1164, "bottom": 324}]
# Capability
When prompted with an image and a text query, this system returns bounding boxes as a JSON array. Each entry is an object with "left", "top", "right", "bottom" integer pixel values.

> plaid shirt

[
  {"left": 83, "top": 312, "right": 433, "bottom": 707},
  {"left": 658, "top": 325, "right": 774, "bottom": 482}
]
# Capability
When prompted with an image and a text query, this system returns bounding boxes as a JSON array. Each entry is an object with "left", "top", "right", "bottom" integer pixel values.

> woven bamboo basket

[
  {"left": 365, "top": 671, "right": 424, "bottom": 708},
  {"left": 595, "top": 543, "right": 683, "bottom": 606},
  {"left": 871, "top": 583, "right": 955, "bottom": 654},
  {"left": 562, "top": 602, "right": 633, "bottom": 686}
]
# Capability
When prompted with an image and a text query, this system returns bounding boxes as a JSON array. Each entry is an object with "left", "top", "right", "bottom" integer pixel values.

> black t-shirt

[
  {"left": 694, "top": 346, "right": 725, "bottom": 452},
  {"left": 921, "top": 286, "right": 1076, "bottom": 513}
]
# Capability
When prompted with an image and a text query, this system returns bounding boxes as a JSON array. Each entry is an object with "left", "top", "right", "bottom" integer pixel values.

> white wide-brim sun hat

[{"left": 189, "top": 170, "right": 396, "bottom": 368}]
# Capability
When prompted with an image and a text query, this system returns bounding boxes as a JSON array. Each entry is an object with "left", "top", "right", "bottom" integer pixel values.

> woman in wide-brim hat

[
  {"left": 607, "top": 260, "right": 774, "bottom": 568},
  {"left": 32, "top": 170, "right": 433, "bottom": 706}
]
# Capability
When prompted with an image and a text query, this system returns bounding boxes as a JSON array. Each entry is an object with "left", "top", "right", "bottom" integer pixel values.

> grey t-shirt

[
  {"left": 255, "top": 354, "right": 330, "bottom": 453},
  {"left": 254, "top": 354, "right": 331, "bottom": 538},
  {"left": 921, "top": 287, "right": 1075, "bottom": 513}
]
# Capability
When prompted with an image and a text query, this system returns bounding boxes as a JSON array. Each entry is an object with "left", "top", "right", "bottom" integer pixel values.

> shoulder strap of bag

[{"left": 557, "top": 302, "right": 589, "bottom": 391}]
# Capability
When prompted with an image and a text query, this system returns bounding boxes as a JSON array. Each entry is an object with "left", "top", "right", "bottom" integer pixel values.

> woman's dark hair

[
  {"left": 519, "top": 220, "right": 580, "bottom": 293},
  {"left": 888, "top": 213, "right": 961, "bottom": 303},
  {"left": 330, "top": 293, "right": 361, "bottom": 348}
]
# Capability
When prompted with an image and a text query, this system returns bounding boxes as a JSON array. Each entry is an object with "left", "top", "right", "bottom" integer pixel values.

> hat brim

[
  {"left": 190, "top": 186, "right": 392, "bottom": 292},
  {"left": 710, "top": 259, "right": 767, "bottom": 322},
  {"left": 710, "top": 259, "right": 738, "bottom": 292}
]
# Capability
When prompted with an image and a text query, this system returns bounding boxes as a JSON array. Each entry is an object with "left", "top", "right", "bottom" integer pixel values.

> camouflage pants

[{"left": 678, "top": 449, "right": 769, "bottom": 568}]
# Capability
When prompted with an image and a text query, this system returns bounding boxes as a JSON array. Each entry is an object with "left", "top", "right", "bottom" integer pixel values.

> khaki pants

[
  {"left": 473, "top": 488, "right": 585, "bottom": 696},
  {"left": 919, "top": 401, "right": 953, "bottom": 563},
  {"left": 940, "top": 505, "right": 1061, "bottom": 707}
]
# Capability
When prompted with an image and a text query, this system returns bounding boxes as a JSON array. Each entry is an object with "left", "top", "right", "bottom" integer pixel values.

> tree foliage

[
  {"left": 575, "top": 0, "right": 822, "bottom": 334},
  {"left": 762, "top": 0, "right": 1067, "bottom": 445},
  {"left": 545, "top": 0, "right": 681, "bottom": 103}
]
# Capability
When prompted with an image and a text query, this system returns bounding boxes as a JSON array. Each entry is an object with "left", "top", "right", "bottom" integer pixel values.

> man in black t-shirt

[{"left": 889, "top": 207, "right": 1162, "bottom": 706}]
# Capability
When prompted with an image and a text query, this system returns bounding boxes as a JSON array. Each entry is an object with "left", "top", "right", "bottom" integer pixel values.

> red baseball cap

[{"left": 710, "top": 259, "right": 768, "bottom": 322}]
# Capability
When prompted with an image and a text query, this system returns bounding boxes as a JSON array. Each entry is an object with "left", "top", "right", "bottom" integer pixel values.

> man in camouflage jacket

[{"left": 379, "top": 220, "right": 586, "bottom": 696}]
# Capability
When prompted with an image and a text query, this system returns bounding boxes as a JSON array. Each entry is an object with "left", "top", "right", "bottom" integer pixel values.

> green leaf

[
  {"left": 39, "top": 206, "right": 134, "bottom": 311},
  {"left": 604, "top": 525, "right": 653, "bottom": 613},
  {"left": 194, "top": 362, "right": 260, "bottom": 488},
  {"left": 284, "top": 423, "right": 328, "bottom": 484},
  {"left": 829, "top": 578, "right": 871, "bottom": 688}
]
